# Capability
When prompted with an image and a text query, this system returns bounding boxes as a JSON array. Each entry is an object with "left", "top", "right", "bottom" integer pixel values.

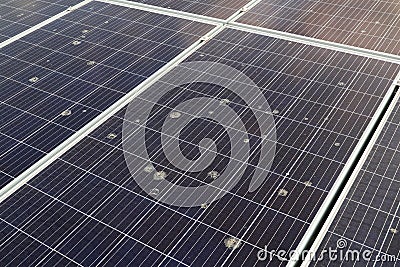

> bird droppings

[
  {"left": 200, "top": 203, "right": 209, "bottom": 209},
  {"left": 304, "top": 181, "right": 313, "bottom": 187},
  {"left": 304, "top": 117, "right": 309, "bottom": 121},
  {"left": 153, "top": 171, "right": 167, "bottom": 180},
  {"left": 334, "top": 142, "right": 341, "bottom": 147},
  {"left": 208, "top": 110, "right": 214, "bottom": 115},
  {"left": 278, "top": 189, "right": 288, "bottom": 197},
  {"left": 390, "top": 228, "right": 398, "bottom": 234},
  {"left": 107, "top": 133, "right": 117, "bottom": 140},
  {"left": 87, "top": 60, "right": 96, "bottom": 66},
  {"left": 149, "top": 188, "right": 159, "bottom": 196},
  {"left": 60, "top": 109, "right": 72, "bottom": 116},
  {"left": 144, "top": 165, "right": 154, "bottom": 173},
  {"left": 82, "top": 29, "right": 90, "bottom": 33},
  {"left": 169, "top": 111, "right": 181, "bottom": 119},
  {"left": 272, "top": 109, "right": 280, "bottom": 115},
  {"left": 208, "top": 170, "right": 219, "bottom": 180},
  {"left": 361, "top": 30, "right": 366, "bottom": 33},
  {"left": 338, "top": 82, "right": 346, "bottom": 86},
  {"left": 244, "top": 138, "right": 250, "bottom": 143},
  {"left": 29, "top": 77, "right": 39, "bottom": 83},
  {"left": 72, "top": 40, "right": 81, "bottom": 45},
  {"left": 220, "top": 99, "right": 230, "bottom": 105},
  {"left": 224, "top": 237, "right": 241, "bottom": 250},
  {"left": 134, "top": 119, "right": 141, "bottom": 123}
]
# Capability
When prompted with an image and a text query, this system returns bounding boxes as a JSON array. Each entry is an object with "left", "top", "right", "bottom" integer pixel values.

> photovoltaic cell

[
  {"left": 237, "top": 0, "right": 400, "bottom": 55},
  {"left": 0, "top": 28, "right": 398, "bottom": 266},
  {"left": 0, "top": 0, "right": 84, "bottom": 42},
  {"left": 0, "top": 1, "right": 214, "bottom": 187},
  {"left": 312, "top": 97, "right": 400, "bottom": 266},
  {"left": 126, "top": 0, "right": 252, "bottom": 19}
]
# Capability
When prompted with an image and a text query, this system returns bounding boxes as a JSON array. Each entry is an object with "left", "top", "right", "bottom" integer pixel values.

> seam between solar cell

[
  {"left": 0, "top": 0, "right": 93, "bottom": 49},
  {"left": 289, "top": 70, "right": 400, "bottom": 267}
]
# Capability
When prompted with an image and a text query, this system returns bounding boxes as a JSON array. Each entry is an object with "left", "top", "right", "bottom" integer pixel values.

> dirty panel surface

[
  {"left": 0, "top": 28, "right": 398, "bottom": 266},
  {"left": 0, "top": 1, "right": 213, "bottom": 186}
]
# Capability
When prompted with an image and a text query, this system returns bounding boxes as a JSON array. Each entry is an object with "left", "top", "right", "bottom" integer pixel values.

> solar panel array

[{"left": 0, "top": 0, "right": 400, "bottom": 266}]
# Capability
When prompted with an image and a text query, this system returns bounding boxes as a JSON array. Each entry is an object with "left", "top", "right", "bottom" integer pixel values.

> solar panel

[
  {"left": 311, "top": 95, "right": 400, "bottom": 266},
  {"left": 1, "top": 0, "right": 400, "bottom": 266},
  {"left": 0, "top": 1, "right": 214, "bottom": 185},
  {"left": 0, "top": 24, "right": 398, "bottom": 266},
  {"left": 123, "top": 0, "right": 252, "bottom": 19},
  {"left": 0, "top": 0, "right": 82, "bottom": 41},
  {"left": 237, "top": 0, "right": 400, "bottom": 55}
]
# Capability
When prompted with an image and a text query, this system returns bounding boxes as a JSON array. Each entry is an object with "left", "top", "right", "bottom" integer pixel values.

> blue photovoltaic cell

[
  {"left": 127, "top": 0, "right": 251, "bottom": 19},
  {"left": 312, "top": 98, "right": 400, "bottom": 266},
  {"left": 0, "top": 28, "right": 398, "bottom": 266},
  {"left": 237, "top": 0, "right": 400, "bottom": 55},
  {"left": 0, "top": 0, "right": 84, "bottom": 42},
  {"left": 0, "top": 1, "right": 214, "bottom": 187}
]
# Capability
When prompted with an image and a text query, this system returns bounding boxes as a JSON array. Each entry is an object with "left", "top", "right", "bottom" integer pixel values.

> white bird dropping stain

[{"left": 224, "top": 237, "right": 241, "bottom": 250}]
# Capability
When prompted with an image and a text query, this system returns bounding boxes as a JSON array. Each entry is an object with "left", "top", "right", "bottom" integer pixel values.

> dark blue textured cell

[
  {"left": 1, "top": 143, "right": 45, "bottom": 177},
  {"left": 0, "top": 171, "right": 13, "bottom": 189}
]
